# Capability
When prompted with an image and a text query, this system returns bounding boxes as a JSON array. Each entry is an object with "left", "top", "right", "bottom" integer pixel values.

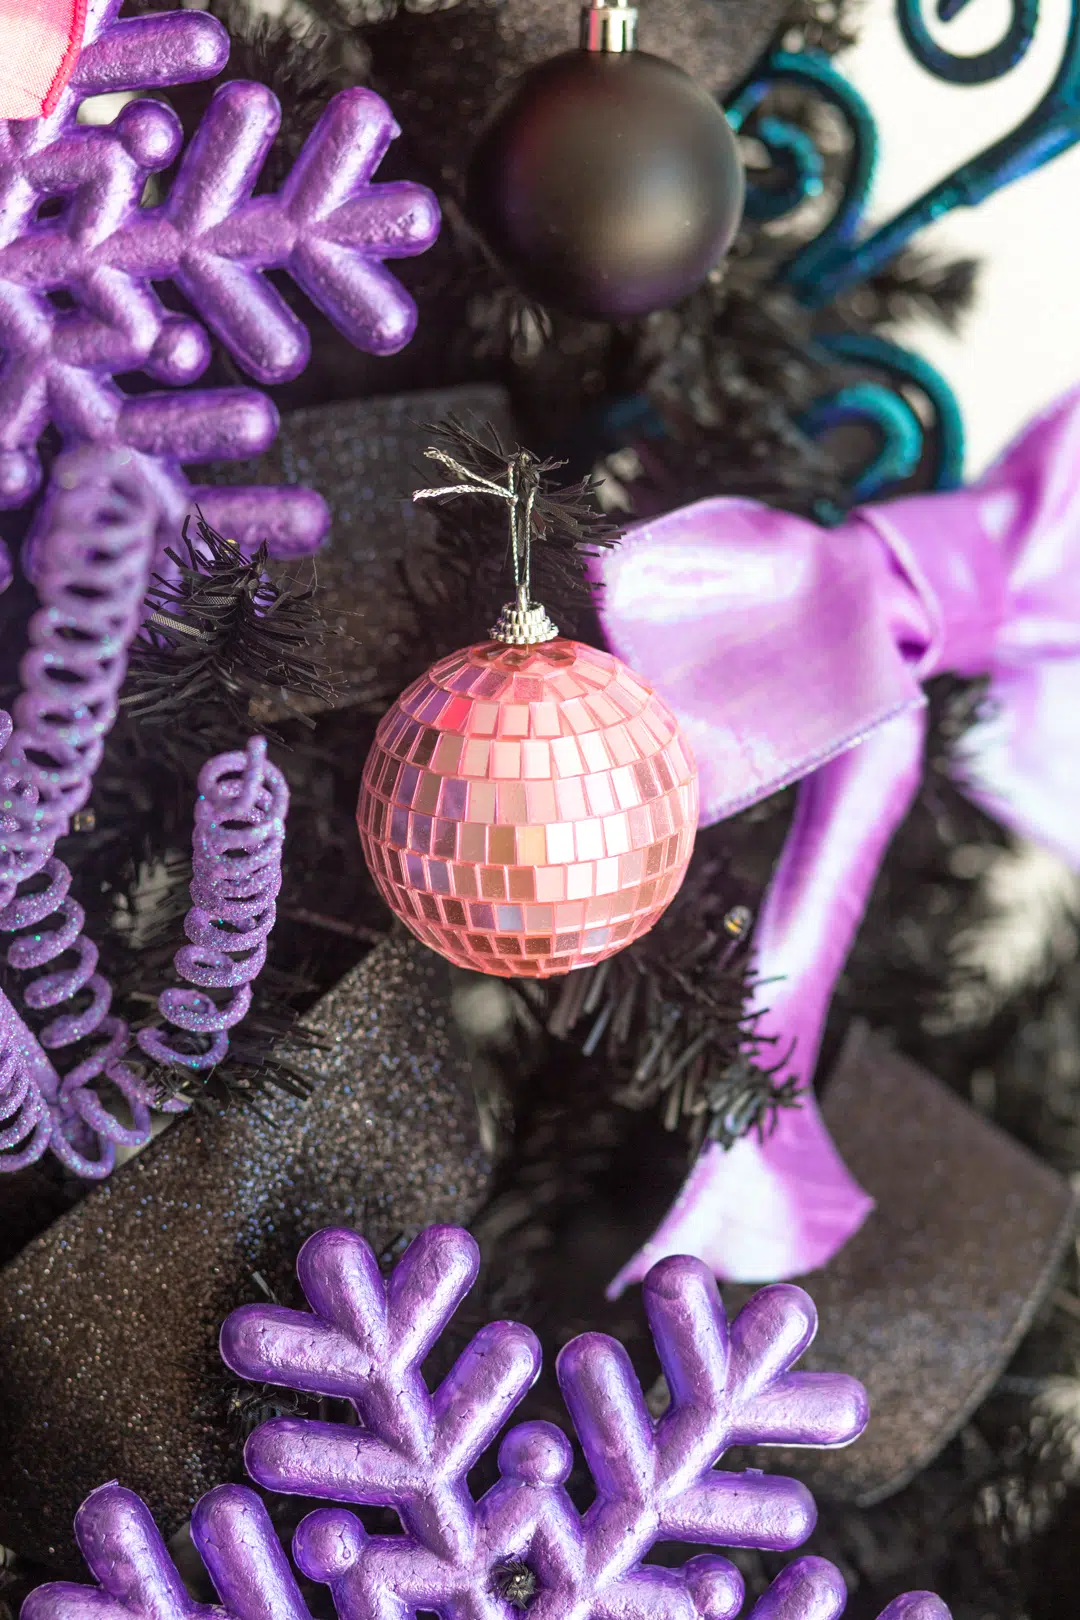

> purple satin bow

[{"left": 596, "top": 385, "right": 1080, "bottom": 1296}]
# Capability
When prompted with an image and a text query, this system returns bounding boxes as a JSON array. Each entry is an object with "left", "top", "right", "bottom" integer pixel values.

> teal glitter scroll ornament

[{"left": 603, "top": 0, "right": 1080, "bottom": 505}]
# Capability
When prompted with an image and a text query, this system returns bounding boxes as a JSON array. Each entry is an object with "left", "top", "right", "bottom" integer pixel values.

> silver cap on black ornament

[{"left": 580, "top": 0, "right": 638, "bottom": 52}]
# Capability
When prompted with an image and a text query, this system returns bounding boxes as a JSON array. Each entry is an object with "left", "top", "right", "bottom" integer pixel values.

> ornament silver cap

[
  {"left": 490, "top": 597, "right": 560, "bottom": 646},
  {"left": 580, "top": 0, "right": 638, "bottom": 52}
]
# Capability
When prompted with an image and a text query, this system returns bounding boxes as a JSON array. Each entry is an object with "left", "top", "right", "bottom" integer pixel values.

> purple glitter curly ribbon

[
  {"left": 0, "top": 975, "right": 150, "bottom": 1176},
  {"left": 0, "top": 972, "right": 71, "bottom": 1173},
  {"left": 0, "top": 447, "right": 167, "bottom": 1177},
  {"left": 138, "top": 737, "right": 288, "bottom": 1074},
  {"left": 0, "top": 0, "right": 440, "bottom": 588},
  {"left": 2, "top": 448, "right": 158, "bottom": 862}
]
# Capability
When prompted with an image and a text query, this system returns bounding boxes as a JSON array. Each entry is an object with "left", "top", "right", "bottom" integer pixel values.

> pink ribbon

[
  {"left": 597, "top": 385, "right": 1080, "bottom": 1296},
  {"left": 0, "top": 0, "right": 85, "bottom": 120}
]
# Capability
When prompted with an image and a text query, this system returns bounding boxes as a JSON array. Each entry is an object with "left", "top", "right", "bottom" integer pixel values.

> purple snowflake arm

[
  {"left": 21, "top": 1483, "right": 311, "bottom": 1620},
  {"left": 0, "top": 0, "right": 439, "bottom": 580},
  {"left": 0, "top": 448, "right": 164, "bottom": 1177},
  {"left": 70, "top": 2, "right": 230, "bottom": 103},
  {"left": 138, "top": 737, "right": 288, "bottom": 1073},
  {"left": 742, "top": 1562, "right": 949, "bottom": 1620},
  {"left": 14, "top": 1488, "right": 953, "bottom": 1620}
]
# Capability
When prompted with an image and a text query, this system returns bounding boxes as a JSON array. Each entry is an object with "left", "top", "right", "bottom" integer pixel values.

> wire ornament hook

[{"left": 413, "top": 448, "right": 560, "bottom": 645}]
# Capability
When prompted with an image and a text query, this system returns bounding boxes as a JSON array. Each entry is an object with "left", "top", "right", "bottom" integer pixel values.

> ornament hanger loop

[{"left": 413, "top": 448, "right": 559, "bottom": 645}]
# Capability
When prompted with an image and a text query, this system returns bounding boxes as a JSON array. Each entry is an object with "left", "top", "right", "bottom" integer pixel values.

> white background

[{"left": 839, "top": 0, "right": 1080, "bottom": 476}]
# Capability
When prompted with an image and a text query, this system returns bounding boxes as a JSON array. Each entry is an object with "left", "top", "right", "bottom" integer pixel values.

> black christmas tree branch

[
  {"left": 838, "top": 245, "right": 980, "bottom": 335},
  {"left": 420, "top": 417, "right": 621, "bottom": 555},
  {"left": 138, "top": 976, "right": 321, "bottom": 1116},
  {"left": 532, "top": 855, "right": 800, "bottom": 1155},
  {"left": 122, "top": 516, "right": 336, "bottom": 746}
]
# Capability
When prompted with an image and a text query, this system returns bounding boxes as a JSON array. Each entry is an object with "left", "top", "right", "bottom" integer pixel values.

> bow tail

[
  {"left": 607, "top": 706, "right": 927, "bottom": 1296},
  {"left": 957, "top": 656, "right": 1080, "bottom": 871}
]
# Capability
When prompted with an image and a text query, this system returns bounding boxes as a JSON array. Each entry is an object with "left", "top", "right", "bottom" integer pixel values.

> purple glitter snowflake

[
  {"left": 222, "top": 1227, "right": 950, "bottom": 1619},
  {"left": 138, "top": 736, "right": 288, "bottom": 1075},
  {"left": 19, "top": 1224, "right": 951, "bottom": 1620},
  {"left": 0, "top": 0, "right": 440, "bottom": 585}
]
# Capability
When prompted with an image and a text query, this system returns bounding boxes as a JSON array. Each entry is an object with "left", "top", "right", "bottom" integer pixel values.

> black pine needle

[
  {"left": 491, "top": 1560, "right": 539, "bottom": 1611},
  {"left": 422, "top": 416, "right": 621, "bottom": 555},
  {"left": 841, "top": 245, "right": 980, "bottom": 335}
]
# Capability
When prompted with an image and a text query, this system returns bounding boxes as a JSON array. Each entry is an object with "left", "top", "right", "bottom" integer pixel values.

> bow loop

[
  {"left": 598, "top": 384, "right": 1080, "bottom": 1291},
  {"left": 598, "top": 498, "right": 928, "bottom": 827},
  {"left": 867, "top": 385, "right": 1080, "bottom": 865}
]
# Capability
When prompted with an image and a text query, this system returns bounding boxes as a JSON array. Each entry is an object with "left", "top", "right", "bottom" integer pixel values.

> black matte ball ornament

[{"left": 465, "top": 47, "right": 745, "bottom": 321}]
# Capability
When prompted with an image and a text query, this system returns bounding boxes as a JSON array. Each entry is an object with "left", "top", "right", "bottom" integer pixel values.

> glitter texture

[
  {"left": 0, "top": 449, "right": 167, "bottom": 1176},
  {"left": 0, "top": 932, "right": 489, "bottom": 1571},
  {"left": 358, "top": 639, "right": 699, "bottom": 977},
  {"left": 222, "top": 1225, "right": 873, "bottom": 1618},
  {"left": 727, "top": 1025, "right": 1075, "bottom": 1504},
  {"left": 138, "top": 738, "right": 288, "bottom": 1073}
]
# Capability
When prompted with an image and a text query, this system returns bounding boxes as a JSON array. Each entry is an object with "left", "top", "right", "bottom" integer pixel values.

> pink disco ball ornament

[{"left": 357, "top": 635, "right": 698, "bottom": 976}]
